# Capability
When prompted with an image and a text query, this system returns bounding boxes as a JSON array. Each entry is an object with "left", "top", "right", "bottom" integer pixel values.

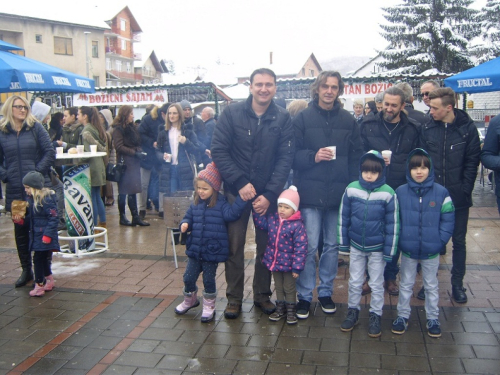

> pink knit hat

[
  {"left": 198, "top": 162, "right": 222, "bottom": 192},
  {"left": 278, "top": 185, "right": 300, "bottom": 212}
]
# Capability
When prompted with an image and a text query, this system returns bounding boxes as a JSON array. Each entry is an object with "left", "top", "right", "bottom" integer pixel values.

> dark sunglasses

[{"left": 422, "top": 92, "right": 431, "bottom": 97}]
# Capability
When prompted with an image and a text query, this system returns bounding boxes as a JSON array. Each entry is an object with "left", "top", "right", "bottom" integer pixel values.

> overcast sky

[{"left": 9, "top": 0, "right": 488, "bottom": 74}]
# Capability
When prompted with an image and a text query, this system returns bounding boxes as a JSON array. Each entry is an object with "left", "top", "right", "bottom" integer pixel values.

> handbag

[{"left": 106, "top": 156, "right": 127, "bottom": 182}]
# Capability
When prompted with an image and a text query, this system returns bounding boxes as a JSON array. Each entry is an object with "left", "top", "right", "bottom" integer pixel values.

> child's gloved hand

[
  {"left": 180, "top": 223, "right": 188, "bottom": 233},
  {"left": 42, "top": 235, "right": 52, "bottom": 244}
]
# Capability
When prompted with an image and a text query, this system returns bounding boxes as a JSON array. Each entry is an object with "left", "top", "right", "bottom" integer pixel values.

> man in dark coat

[
  {"left": 211, "top": 68, "right": 294, "bottom": 319},
  {"left": 180, "top": 100, "right": 209, "bottom": 167},
  {"left": 481, "top": 114, "right": 500, "bottom": 214},
  {"left": 420, "top": 87, "right": 481, "bottom": 304},
  {"left": 292, "top": 71, "right": 363, "bottom": 319},
  {"left": 200, "top": 106, "right": 216, "bottom": 149},
  {"left": 360, "top": 87, "right": 420, "bottom": 296}
]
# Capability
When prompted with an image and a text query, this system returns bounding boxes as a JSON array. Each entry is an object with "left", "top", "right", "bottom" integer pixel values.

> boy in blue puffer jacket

[
  {"left": 338, "top": 150, "right": 399, "bottom": 338},
  {"left": 175, "top": 163, "right": 246, "bottom": 323},
  {"left": 392, "top": 149, "right": 454, "bottom": 338}
]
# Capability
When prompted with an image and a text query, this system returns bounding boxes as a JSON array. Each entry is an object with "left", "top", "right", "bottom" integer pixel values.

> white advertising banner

[
  {"left": 72, "top": 89, "right": 168, "bottom": 106},
  {"left": 343, "top": 82, "right": 394, "bottom": 98}
]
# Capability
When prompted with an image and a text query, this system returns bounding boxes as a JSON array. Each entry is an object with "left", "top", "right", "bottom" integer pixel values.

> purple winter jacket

[{"left": 253, "top": 210, "right": 307, "bottom": 274}]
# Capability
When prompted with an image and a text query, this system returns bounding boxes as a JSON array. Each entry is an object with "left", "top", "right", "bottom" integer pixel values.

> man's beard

[{"left": 383, "top": 110, "right": 400, "bottom": 122}]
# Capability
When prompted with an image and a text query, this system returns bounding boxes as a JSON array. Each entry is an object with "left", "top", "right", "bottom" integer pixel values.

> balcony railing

[
  {"left": 132, "top": 33, "right": 142, "bottom": 42},
  {"left": 133, "top": 52, "right": 142, "bottom": 61}
]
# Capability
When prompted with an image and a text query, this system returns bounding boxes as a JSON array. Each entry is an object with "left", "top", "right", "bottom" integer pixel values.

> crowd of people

[{"left": 0, "top": 68, "right": 488, "bottom": 338}]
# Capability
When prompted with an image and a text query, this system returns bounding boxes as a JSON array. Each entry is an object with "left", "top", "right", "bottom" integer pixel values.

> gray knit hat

[
  {"left": 180, "top": 100, "right": 192, "bottom": 110},
  {"left": 22, "top": 171, "right": 44, "bottom": 190}
]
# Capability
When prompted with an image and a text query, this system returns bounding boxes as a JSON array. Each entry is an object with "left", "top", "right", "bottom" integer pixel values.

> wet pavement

[{"left": 0, "top": 178, "right": 499, "bottom": 374}]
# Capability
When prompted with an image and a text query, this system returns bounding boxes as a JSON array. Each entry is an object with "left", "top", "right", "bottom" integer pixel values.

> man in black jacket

[
  {"left": 420, "top": 87, "right": 481, "bottom": 304},
  {"left": 360, "top": 87, "right": 420, "bottom": 296},
  {"left": 293, "top": 71, "right": 363, "bottom": 319},
  {"left": 201, "top": 106, "right": 216, "bottom": 149},
  {"left": 211, "top": 68, "right": 294, "bottom": 319}
]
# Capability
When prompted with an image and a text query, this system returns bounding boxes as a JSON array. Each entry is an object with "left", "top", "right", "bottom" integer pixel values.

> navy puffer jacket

[
  {"left": 27, "top": 194, "right": 60, "bottom": 252},
  {"left": 396, "top": 149, "right": 455, "bottom": 259},
  {"left": 181, "top": 194, "right": 247, "bottom": 262},
  {"left": 0, "top": 121, "right": 55, "bottom": 212}
]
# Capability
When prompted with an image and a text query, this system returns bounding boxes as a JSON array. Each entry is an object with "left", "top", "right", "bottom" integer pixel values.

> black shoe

[
  {"left": 119, "top": 214, "right": 133, "bottom": 226},
  {"left": 452, "top": 285, "right": 468, "bottom": 304},
  {"left": 254, "top": 300, "right": 276, "bottom": 315},
  {"left": 318, "top": 296, "right": 336, "bottom": 314},
  {"left": 417, "top": 286, "right": 425, "bottom": 300},
  {"left": 296, "top": 300, "right": 310, "bottom": 319},
  {"left": 158, "top": 212, "right": 164, "bottom": 218},
  {"left": 132, "top": 215, "right": 150, "bottom": 226},
  {"left": 15, "top": 269, "right": 33, "bottom": 288}
]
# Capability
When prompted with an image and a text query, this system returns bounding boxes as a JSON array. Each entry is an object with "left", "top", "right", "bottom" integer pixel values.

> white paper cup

[
  {"left": 90, "top": 145, "right": 97, "bottom": 153},
  {"left": 164, "top": 153, "right": 172, "bottom": 162},
  {"left": 77, "top": 145, "right": 84, "bottom": 154},
  {"left": 327, "top": 146, "right": 336, "bottom": 160},
  {"left": 382, "top": 150, "right": 392, "bottom": 164},
  {"left": 56, "top": 147, "right": 63, "bottom": 155}
]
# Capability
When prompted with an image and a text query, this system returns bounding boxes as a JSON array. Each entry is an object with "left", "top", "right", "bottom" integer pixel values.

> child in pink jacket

[{"left": 253, "top": 186, "right": 307, "bottom": 324}]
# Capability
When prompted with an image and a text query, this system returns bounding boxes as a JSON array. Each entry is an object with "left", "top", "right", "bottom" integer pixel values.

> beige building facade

[{"left": 0, "top": 12, "right": 107, "bottom": 91}]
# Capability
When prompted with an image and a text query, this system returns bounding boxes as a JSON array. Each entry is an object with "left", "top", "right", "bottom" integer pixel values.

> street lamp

[{"left": 84, "top": 31, "right": 91, "bottom": 78}]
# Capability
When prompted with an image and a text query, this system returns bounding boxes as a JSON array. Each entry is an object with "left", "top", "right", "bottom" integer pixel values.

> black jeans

[
  {"left": 451, "top": 207, "right": 469, "bottom": 287},
  {"left": 14, "top": 222, "right": 31, "bottom": 270},
  {"left": 33, "top": 250, "right": 52, "bottom": 284}
]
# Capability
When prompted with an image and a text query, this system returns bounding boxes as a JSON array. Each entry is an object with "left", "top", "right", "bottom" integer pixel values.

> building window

[
  {"left": 126, "top": 62, "right": 131, "bottom": 73},
  {"left": 116, "top": 60, "right": 122, "bottom": 72},
  {"left": 54, "top": 37, "right": 73, "bottom": 55},
  {"left": 301, "top": 68, "right": 305, "bottom": 76},
  {"left": 309, "top": 69, "right": 315, "bottom": 77},
  {"left": 121, "top": 39, "right": 126, "bottom": 51},
  {"left": 92, "top": 41, "right": 99, "bottom": 58},
  {"left": 93, "top": 76, "right": 99, "bottom": 87},
  {"left": 36, "top": 34, "right": 42, "bottom": 43},
  {"left": 120, "top": 19, "right": 126, "bottom": 31},
  {"left": 106, "top": 58, "right": 111, "bottom": 70}
]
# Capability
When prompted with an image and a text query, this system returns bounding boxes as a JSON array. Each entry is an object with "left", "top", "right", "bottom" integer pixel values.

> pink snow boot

[
  {"left": 201, "top": 297, "right": 216, "bottom": 323},
  {"left": 175, "top": 290, "right": 199, "bottom": 315},
  {"left": 30, "top": 282, "right": 45, "bottom": 297},
  {"left": 44, "top": 275, "right": 55, "bottom": 291}
]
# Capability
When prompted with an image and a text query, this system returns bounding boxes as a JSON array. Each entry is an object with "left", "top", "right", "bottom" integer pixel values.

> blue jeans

[
  {"left": 398, "top": 255, "right": 440, "bottom": 320},
  {"left": 183, "top": 257, "right": 218, "bottom": 295},
  {"left": 91, "top": 186, "right": 106, "bottom": 225},
  {"left": 296, "top": 208, "right": 339, "bottom": 302},
  {"left": 170, "top": 165, "right": 179, "bottom": 194}
]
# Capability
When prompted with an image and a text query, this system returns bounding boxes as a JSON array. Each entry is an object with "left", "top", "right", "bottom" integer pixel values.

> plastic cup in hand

[
  {"left": 382, "top": 150, "right": 392, "bottom": 164},
  {"left": 164, "top": 153, "right": 172, "bottom": 162},
  {"left": 327, "top": 146, "right": 336, "bottom": 160},
  {"left": 76, "top": 145, "right": 84, "bottom": 154},
  {"left": 56, "top": 147, "right": 63, "bottom": 155}
]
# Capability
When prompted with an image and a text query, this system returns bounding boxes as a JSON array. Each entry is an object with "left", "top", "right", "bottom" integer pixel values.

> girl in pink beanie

[{"left": 252, "top": 185, "right": 308, "bottom": 324}]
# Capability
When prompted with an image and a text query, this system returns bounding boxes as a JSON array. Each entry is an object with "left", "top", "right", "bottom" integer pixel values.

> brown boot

[
  {"left": 386, "top": 280, "right": 399, "bottom": 296},
  {"left": 361, "top": 280, "right": 372, "bottom": 296}
]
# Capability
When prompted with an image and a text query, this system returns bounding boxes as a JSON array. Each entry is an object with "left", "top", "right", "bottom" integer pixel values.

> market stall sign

[{"left": 73, "top": 89, "right": 168, "bottom": 106}]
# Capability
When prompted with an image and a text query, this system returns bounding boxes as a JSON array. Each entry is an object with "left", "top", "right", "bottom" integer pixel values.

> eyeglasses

[
  {"left": 422, "top": 92, "right": 430, "bottom": 97},
  {"left": 12, "top": 105, "right": 29, "bottom": 111}
]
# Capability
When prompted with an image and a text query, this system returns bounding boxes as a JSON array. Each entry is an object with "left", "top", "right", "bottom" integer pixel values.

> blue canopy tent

[
  {"left": 0, "top": 40, "right": 24, "bottom": 52},
  {"left": 0, "top": 50, "right": 95, "bottom": 94},
  {"left": 444, "top": 56, "right": 500, "bottom": 94}
]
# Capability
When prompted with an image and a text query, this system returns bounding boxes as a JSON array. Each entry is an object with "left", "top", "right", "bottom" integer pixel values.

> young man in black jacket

[
  {"left": 211, "top": 68, "right": 294, "bottom": 319},
  {"left": 292, "top": 71, "right": 363, "bottom": 319},
  {"left": 419, "top": 87, "right": 481, "bottom": 303}
]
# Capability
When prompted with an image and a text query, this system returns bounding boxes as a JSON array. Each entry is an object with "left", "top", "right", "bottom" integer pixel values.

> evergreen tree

[
  {"left": 379, "top": 0, "right": 480, "bottom": 74},
  {"left": 471, "top": 0, "right": 500, "bottom": 64}
]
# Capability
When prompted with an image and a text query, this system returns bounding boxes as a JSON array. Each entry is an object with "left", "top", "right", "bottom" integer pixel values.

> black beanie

[{"left": 22, "top": 171, "right": 44, "bottom": 190}]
